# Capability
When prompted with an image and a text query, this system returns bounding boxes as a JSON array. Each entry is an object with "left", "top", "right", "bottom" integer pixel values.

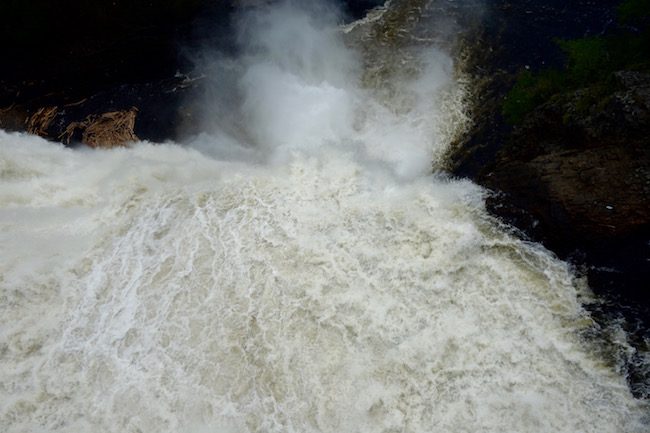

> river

[{"left": 0, "top": 1, "right": 648, "bottom": 432}]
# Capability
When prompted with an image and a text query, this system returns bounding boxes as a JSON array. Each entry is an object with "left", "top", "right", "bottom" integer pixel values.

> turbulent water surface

[{"left": 1, "top": 1, "right": 648, "bottom": 432}]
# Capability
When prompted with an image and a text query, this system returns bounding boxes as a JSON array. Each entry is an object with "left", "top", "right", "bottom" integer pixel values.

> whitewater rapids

[{"left": 0, "top": 1, "right": 648, "bottom": 432}]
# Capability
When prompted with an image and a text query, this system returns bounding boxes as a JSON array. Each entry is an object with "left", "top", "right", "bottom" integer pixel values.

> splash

[{"left": 0, "top": 1, "right": 647, "bottom": 432}]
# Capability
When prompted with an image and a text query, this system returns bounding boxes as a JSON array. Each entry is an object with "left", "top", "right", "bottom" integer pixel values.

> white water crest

[{"left": 0, "top": 1, "right": 648, "bottom": 432}]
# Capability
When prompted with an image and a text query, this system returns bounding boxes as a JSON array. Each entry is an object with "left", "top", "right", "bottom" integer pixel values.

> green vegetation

[
  {"left": 618, "top": 0, "right": 650, "bottom": 23},
  {"left": 502, "top": 70, "right": 565, "bottom": 124},
  {"left": 502, "top": 0, "right": 650, "bottom": 124}
]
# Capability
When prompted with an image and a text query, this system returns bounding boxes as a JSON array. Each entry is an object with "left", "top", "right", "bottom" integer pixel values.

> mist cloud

[{"left": 183, "top": 0, "right": 465, "bottom": 179}]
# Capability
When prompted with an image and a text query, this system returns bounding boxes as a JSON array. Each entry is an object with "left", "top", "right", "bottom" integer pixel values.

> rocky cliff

[{"left": 449, "top": 0, "right": 649, "bottom": 308}]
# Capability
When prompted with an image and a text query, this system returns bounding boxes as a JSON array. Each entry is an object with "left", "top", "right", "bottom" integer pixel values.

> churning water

[{"left": 1, "top": 1, "right": 648, "bottom": 432}]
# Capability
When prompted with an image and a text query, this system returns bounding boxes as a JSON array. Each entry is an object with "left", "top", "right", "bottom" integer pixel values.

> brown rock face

[
  {"left": 26, "top": 106, "right": 58, "bottom": 136},
  {"left": 447, "top": 0, "right": 650, "bottom": 308},
  {"left": 469, "top": 71, "right": 650, "bottom": 306},
  {"left": 485, "top": 145, "right": 650, "bottom": 245},
  {"left": 60, "top": 108, "right": 139, "bottom": 149},
  {"left": 481, "top": 69, "right": 650, "bottom": 247},
  {"left": 0, "top": 74, "right": 203, "bottom": 147},
  {"left": 0, "top": 105, "right": 28, "bottom": 132}
]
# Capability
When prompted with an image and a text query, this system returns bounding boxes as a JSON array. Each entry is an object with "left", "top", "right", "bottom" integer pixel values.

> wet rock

[
  {"left": 60, "top": 108, "right": 139, "bottom": 149},
  {"left": 484, "top": 145, "right": 650, "bottom": 245},
  {"left": 26, "top": 107, "right": 59, "bottom": 137},
  {"left": 478, "top": 94, "right": 649, "bottom": 305},
  {"left": 477, "top": 69, "right": 650, "bottom": 274},
  {"left": 0, "top": 74, "right": 205, "bottom": 146},
  {"left": 0, "top": 0, "right": 384, "bottom": 147},
  {"left": 448, "top": 0, "right": 650, "bottom": 307},
  {"left": 0, "top": 105, "right": 29, "bottom": 132}
]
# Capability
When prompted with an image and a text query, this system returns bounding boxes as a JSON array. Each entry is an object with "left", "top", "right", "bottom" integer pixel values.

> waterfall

[{"left": 0, "top": 1, "right": 647, "bottom": 432}]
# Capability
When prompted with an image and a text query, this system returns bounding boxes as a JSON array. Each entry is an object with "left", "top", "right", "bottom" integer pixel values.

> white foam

[{"left": 0, "top": 1, "right": 647, "bottom": 432}]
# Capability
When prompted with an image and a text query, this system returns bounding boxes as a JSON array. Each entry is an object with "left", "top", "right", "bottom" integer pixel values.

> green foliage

[
  {"left": 558, "top": 37, "right": 610, "bottom": 84},
  {"left": 618, "top": 0, "right": 650, "bottom": 23},
  {"left": 502, "top": 70, "right": 566, "bottom": 124},
  {"left": 502, "top": 0, "right": 650, "bottom": 124}
]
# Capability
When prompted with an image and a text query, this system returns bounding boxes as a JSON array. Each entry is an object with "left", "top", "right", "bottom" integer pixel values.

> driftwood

[
  {"left": 60, "top": 107, "right": 138, "bottom": 148},
  {"left": 26, "top": 106, "right": 58, "bottom": 136}
]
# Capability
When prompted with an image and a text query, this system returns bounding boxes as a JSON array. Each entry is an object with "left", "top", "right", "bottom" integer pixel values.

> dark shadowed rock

[
  {"left": 448, "top": 1, "right": 650, "bottom": 396},
  {"left": 448, "top": 0, "right": 650, "bottom": 309},
  {"left": 0, "top": 0, "right": 387, "bottom": 147},
  {"left": 0, "top": 74, "right": 207, "bottom": 147},
  {"left": 479, "top": 72, "right": 650, "bottom": 305}
]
